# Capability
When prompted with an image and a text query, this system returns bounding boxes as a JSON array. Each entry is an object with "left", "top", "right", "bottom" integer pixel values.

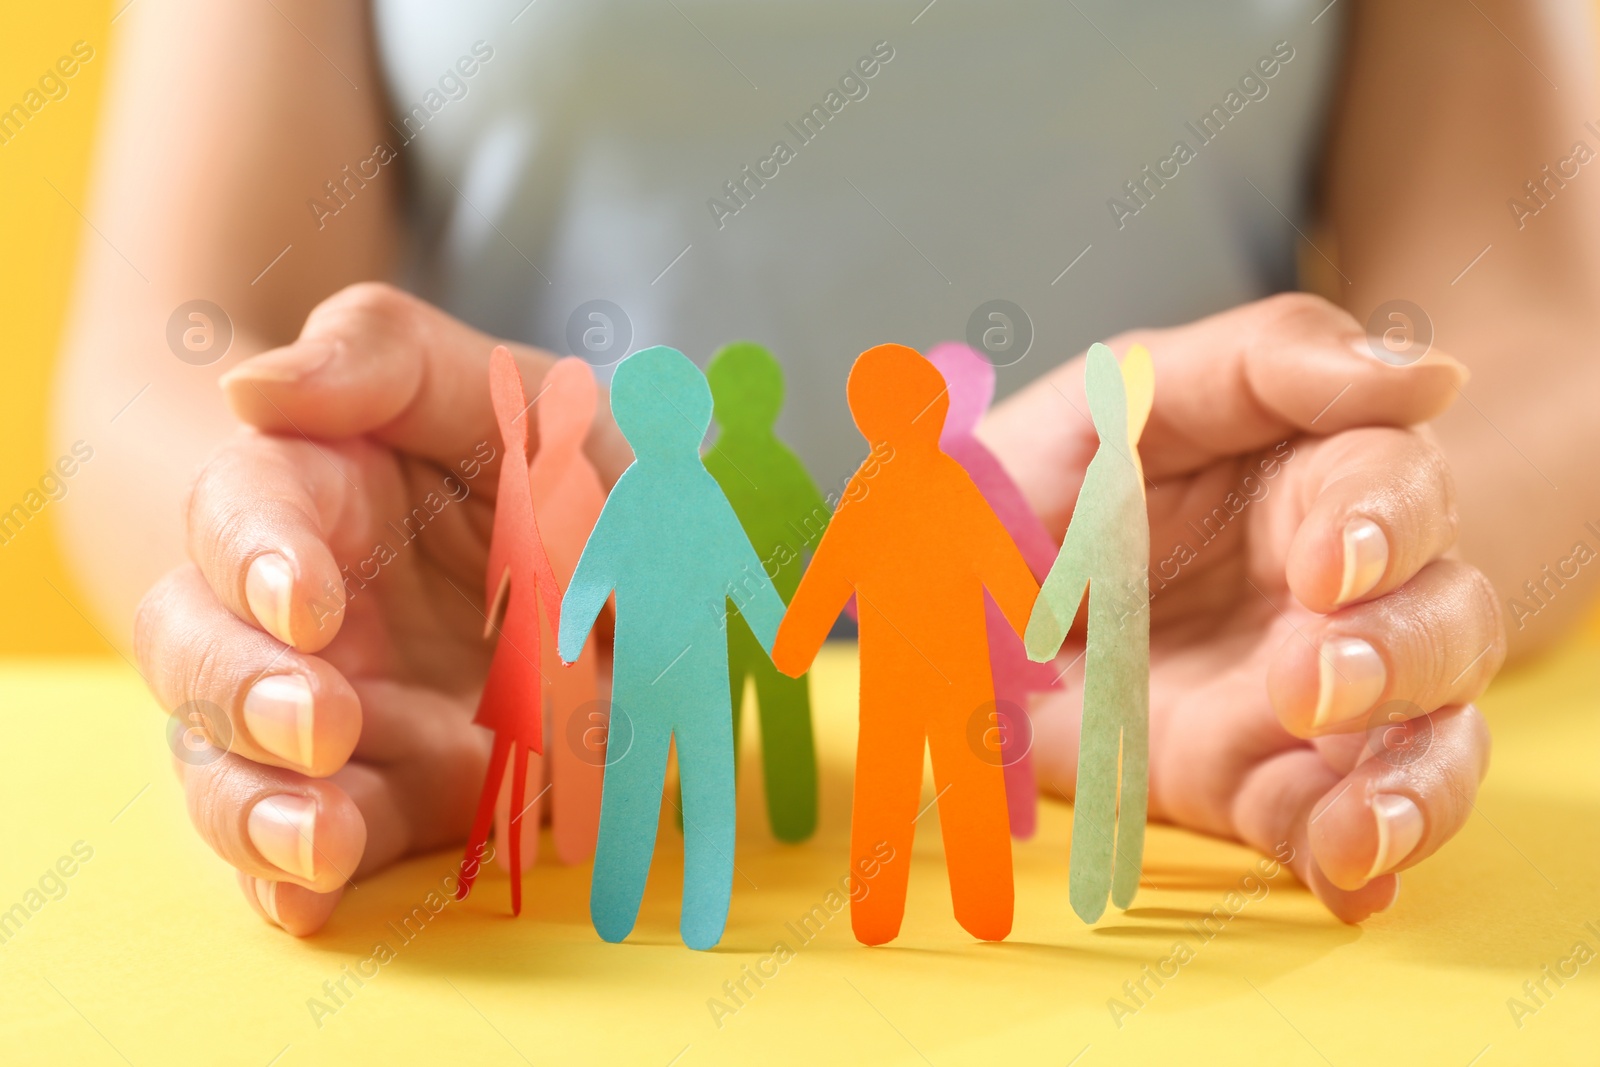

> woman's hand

[
  {"left": 984, "top": 293, "right": 1503, "bottom": 922},
  {"left": 133, "top": 283, "right": 628, "bottom": 935}
]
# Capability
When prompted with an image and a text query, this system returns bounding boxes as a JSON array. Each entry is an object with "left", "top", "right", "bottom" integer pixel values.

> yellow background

[
  {"left": 3, "top": 641, "right": 1598, "bottom": 1065},
  {"left": 0, "top": 0, "right": 107, "bottom": 655}
]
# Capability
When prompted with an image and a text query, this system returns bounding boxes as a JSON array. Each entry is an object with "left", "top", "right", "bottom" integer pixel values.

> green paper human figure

[
  {"left": 703, "top": 341, "right": 826, "bottom": 843},
  {"left": 1024, "top": 342, "right": 1154, "bottom": 923}
]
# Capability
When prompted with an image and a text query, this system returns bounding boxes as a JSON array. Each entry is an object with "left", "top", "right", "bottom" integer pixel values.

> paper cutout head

[
  {"left": 610, "top": 345, "right": 711, "bottom": 459},
  {"left": 707, "top": 341, "right": 784, "bottom": 433},
  {"left": 1085, "top": 344, "right": 1130, "bottom": 446},
  {"left": 846, "top": 343, "right": 948, "bottom": 450},
  {"left": 537, "top": 357, "right": 598, "bottom": 459},
  {"left": 924, "top": 342, "right": 994, "bottom": 440}
]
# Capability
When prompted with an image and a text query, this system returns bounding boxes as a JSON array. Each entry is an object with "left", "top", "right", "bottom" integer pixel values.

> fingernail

[
  {"left": 246, "top": 553, "right": 296, "bottom": 645},
  {"left": 1367, "top": 794, "right": 1424, "bottom": 879},
  {"left": 1312, "top": 636, "right": 1386, "bottom": 730},
  {"left": 244, "top": 674, "right": 315, "bottom": 769},
  {"left": 1337, "top": 518, "right": 1388, "bottom": 604},
  {"left": 248, "top": 795, "right": 317, "bottom": 880},
  {"left": 220, "top": 341, "right": 336, "bottom": 386},
  {"left": 1373, "top": 873, "right": 1402, "bottom": 914},
  {"left": 254, "top": 877, "right": 283, "bottom": 925}
]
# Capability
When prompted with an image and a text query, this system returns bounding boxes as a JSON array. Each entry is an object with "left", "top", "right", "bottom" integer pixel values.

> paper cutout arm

[
  {"left": 771, "top": 523, "right": 853, "bottom": 678},
  {"left": 724, "top": 512, "right": 787, "bottom": 654},
  {"left": 1024, "top": 517, "right": 1091, "bottom": 662},
  {"left": 966, "top": 479, "right": 1041, "bottom": 640},
  {"left": 558, "top": 501, "right": 621, "bottom": 664}
]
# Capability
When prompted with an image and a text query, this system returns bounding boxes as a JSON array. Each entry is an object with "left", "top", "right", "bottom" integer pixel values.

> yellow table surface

[{"left": 2, "top": 632, "right": 1597, "bottom": 1066}]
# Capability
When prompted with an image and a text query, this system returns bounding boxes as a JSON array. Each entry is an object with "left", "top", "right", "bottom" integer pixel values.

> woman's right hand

[{"left": 134, "top": 283, "right": 628, "bottom": 935}]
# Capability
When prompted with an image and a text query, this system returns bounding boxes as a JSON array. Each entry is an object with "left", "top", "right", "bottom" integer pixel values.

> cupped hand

[
  {"left": 982, "top": 293, "right": 1503, "bottom": 922},
  {"left": 134, "top": 283, "right": 629, "bottom": 935}
]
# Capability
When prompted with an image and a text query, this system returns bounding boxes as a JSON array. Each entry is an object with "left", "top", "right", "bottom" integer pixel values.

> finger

[
  {"left": 1280, "top": 428, "right": 1460, "bottom": 612},
  {"left": 1269, "top": 559, "right": 1505, "bottom": 736},
  {"left": 982, "top": 293, "right": 1467, "bottom": 528},
  {"left": 137, "top": 565, "right": 361, "bottom": 776},
  {"left": 1306, "top": 704, "right": 1491, "bottom": 891},
  {"left": 1231, "top": 747, "right": 1403, "bottom": 923},
  {"left": 186, "top": 430, "right": 362, "bottom": 651},
  {"left": 217, "top": 282, "right": 632, "bottom": 483},
  {"left": 238, "top": 871, "right": 343, "bottom": 937},
  {"left": 179, "top": 751, "right": 367, "bottom": 894}
]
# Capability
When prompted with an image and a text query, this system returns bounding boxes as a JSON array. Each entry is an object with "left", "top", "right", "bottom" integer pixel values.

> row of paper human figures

[{"left": 456, "top": 337, "right": 1154, "bottom": 949}]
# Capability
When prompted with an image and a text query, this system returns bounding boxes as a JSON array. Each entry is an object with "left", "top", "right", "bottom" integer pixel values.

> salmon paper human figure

[
  {"left": 925, "top": 342, "right": 1061, "bottom": 840},
  {"left": 1024, "top": 342, "right": 1154, "bottom": 924},
  {"left": 772, "top": 343, "right": 1040, "bottom": 945},
  {"left": 703, "top": 341, "right": 827, "bottom": 843},
  {"left": 457, "top": 345, "right": 564, "bottom": 915},
  {"left": 492, "top": 357, "right": 608, "bottom": 869},
  {"left": 560, "top": 345, "right": 786, "bottom": 951}
]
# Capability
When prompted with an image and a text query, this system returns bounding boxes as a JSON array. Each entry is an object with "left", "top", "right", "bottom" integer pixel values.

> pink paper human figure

[
  {"left": 925, "top": 342, "right": 1061, "bottom": 839},
  {"left": 493, "top": 357, "right": 610, "bottom": 868},
  {"left": 457, "top": 346, "right": 564, "bottom": 915}
]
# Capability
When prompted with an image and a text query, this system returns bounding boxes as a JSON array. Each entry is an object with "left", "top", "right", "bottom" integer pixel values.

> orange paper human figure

[
  {"left": 493, "top": 358, "right": 608, "bottom": 868},
  {"left": 457, "top": 346, "right": 563, "bottom": 914},
  {"left": 772, "top": 343, "right": 1040, "bottom": 945}
]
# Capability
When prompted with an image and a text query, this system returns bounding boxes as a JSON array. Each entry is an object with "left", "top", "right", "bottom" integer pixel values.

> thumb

[{"left": 220, "top": 283, "right": 631, "bottom": 483}]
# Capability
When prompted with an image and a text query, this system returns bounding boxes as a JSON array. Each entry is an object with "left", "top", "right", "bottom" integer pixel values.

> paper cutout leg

[
  {"left": 674, "top": 701, "right": 738, "bottom": 950},
  {"left": 729, "top": 611, "right": 818, "bottom": 843},
  {"left": 928, "top": 687, "right": 1014, "bottom": 941},
  {"left": 849, "top": 693, "right": 922, "bottom": 946},
  {"left": 458, "top": 734, "right": 513, "bottom": 902},
  {"left": 589, "top": 704, "right": 672, "bottom": 944},
  {"left": 1023, "top": 343, "right": 1153, "bottom": 923}
]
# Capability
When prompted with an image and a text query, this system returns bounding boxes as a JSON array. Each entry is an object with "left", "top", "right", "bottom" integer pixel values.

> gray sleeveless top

[{"left": 372, "top": 0, "right": 1344, "bottom": 484}]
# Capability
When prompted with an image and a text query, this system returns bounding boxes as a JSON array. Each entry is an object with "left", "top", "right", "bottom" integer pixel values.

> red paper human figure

[
  {"left": 773, "top": 344, "right": 1039, "bottom": 945},
  {"left": 492, "top": 357, "right": 608, "bottom": 867},
  {"left": 925, "top": 342, "right": 1061, "bottom": 839},
  {"left": 457, "top": 345, "right": 564, "bottom": 914}
]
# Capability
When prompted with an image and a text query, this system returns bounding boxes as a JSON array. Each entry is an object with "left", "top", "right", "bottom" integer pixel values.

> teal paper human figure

[
  {"left": 559, "top": 345, "right": 787, "bottom": 951},
  {"left": 703, "top": 341, "right": 826, "bottom": 843},
  {"left": 1024, "top": 343, "right": 1154, "bottom": 923}
]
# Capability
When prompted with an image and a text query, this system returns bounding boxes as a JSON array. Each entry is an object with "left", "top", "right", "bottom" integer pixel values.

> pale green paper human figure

[
  {"left": 703, "top": 341, "right": 826, "bottom": 843},
  {"left": 1024, "top": 342, "right": 1154, "bottom": 923}
]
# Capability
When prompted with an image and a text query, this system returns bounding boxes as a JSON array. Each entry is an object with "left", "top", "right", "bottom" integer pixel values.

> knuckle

[
  {"left": 314, "top": 281, "right": 422, "bottom": 340},
  {"left": 1253, "top": 291, "right": 1355, "bottom": 339}
]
